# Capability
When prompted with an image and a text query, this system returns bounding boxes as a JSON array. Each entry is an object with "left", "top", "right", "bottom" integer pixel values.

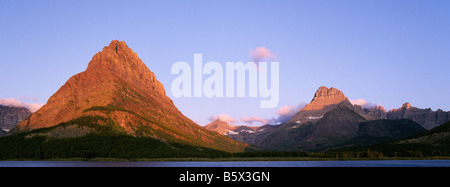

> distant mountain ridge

[
  {"left": 0, "top": 105, "right": 31, "bottom": 132},
  {"left": 205, "top": 86, "right": 442, "bottom": 152},
  {"left": 204, "top": 119, "right": 280, "bottom": 145},
  {"left": 204, "top": 119, "right": 242, "bottom": 135},
  {"left": 387, "top": 102, "right": 449, "bottom": 130},
  {"left": 260, "top": 87, "right": 433, "bottom": 151}
]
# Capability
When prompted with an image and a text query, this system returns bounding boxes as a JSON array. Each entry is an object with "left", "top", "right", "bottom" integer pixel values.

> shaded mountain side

[
  {"left": 0, "top": 105, "right": 31, "bottom": 131},
  {"left": 290, "top": 102, "right": 368, "bottom": 151},
  {"left": 363, "top": 106, "right": 387, "bottom": 119},
  {"left": 253, "top": 122, "right": 314, "bottom": 151},
  {"left": 393, "top": 120, "right": 450, "bottom": 146},
  {"left": 0, "top": 129, "right": 6, "bottom": 136},
  {"left": 344, "top": 119, "right": 426, "bottom": 146},
  {"left": 331, "top": 121, "right": 450, "bottom": 157},
  {"left": 12, "top": 40, "right": 248, "bottom": 153},
  {"left": 228, "top": 124, "right": 280, "bottom": 145}
]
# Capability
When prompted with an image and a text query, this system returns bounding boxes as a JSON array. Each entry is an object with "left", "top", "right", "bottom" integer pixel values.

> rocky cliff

[
  {"left": 286, "top": 86, "right": 349, "bottom": 125},
  {"left": 0, "top": 105, "right": 31, "bottom": 131},
  {"left": 364, "top": 106, "right": 387, "bottom": 119}
]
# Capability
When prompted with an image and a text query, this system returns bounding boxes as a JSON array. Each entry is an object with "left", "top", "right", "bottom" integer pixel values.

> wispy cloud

[
  {"left": 0, "top": 98, "right": 44, "bottom": 112},
  {"left": 270, "top": 103, "right": 307, "bottom": 125},
  {"left": 207, "top": 103, "right": 308, "bottom": 127},
  {"left": 241, "top": 116, "right": 269, "bottom": 126},
  {"left": 207, "top": 113, "right": 237, "bottom": 124},
  {"left": 208, "top": 113, "right": 269, "bottom": 126},
  {"left": 350, "top": 99, "right": 375, "bottom": 109}
]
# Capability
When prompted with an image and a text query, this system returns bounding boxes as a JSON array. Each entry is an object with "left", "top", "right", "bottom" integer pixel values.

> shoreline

[{"left": 2, "top": 156, "right": 450, "bottom": 162}]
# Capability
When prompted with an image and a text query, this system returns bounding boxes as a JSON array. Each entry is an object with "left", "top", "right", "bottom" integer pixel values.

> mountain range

[
  {"left": 387, "top": 102, "right": 449, "bottom": 130},
  {"left": 1, "top": 40, "right": 449, "bottom": 158},
  {"left": 205, "top": 86, "right": 447, "bottom": 151}
]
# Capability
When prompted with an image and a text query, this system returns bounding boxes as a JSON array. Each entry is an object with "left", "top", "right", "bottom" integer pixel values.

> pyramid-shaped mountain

[{"left": 14, "top": 40, "right": 247, "bottom": 152}]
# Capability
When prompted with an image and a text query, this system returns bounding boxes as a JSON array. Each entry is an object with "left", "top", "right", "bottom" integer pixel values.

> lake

[{"left": 1, "top": 160, "right": 450, "bottom": 167}]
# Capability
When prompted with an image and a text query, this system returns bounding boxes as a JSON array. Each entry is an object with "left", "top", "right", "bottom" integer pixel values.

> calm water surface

[{"left": 1, "top": 160, "right": 450, "bottom": 167}]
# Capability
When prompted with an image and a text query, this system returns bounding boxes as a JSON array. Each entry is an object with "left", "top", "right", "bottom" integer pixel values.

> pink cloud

[
  {"left": 241, "top": 116, "right": 269, "bottom": 125},
  {"left": 277, "top": 105, "right": 295, "bottom": 116},
  {"left": 0, "top": 98, "right": 44, "bottom": 113},
  {"left": 249, "top": 47, "right": 276, "bottom": 63},
  {"left": 270, "top": 103, "right": 307, "bottom": 124},
  {"left": 350, "top": 99, "right": 375, "bottom": 109},
  {"left": 208, "top": 113, "right": 237, "bottom": 124}
]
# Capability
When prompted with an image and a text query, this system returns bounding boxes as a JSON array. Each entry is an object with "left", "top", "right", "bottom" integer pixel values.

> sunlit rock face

[{"left": 14, "top": 40, "right": 248, "bottom": 153}]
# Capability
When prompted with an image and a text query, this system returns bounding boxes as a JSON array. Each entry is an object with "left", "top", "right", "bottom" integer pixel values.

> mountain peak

[
  {"left": 376, "top": 105, "right": 386, "bottom": 111},
  {"left": 303, "top": 86, "right": 349, "bottom": 111},
  {"left": 312, "top": 86, "right": 345, "bottom": 101},
  {"left": 86, "top": 40, "right": 166, "bottom": 97},
  {"left": 286, "top": 86, "right": 350, "bottom": 125},
  {"left": 102, "top": 40, "right": 135, "bottom": 55},
  {"left": 87, "top": 40, "right": 139, "bottom": 72},
  {"left": 204, "top": 119, "right": 236, "bottom": 135},
  {"left": 389, "top": 102, "right": 413, "bottom": 113},
  {"left": 402, "top": 102, "right": 412, "bottom": 110}
]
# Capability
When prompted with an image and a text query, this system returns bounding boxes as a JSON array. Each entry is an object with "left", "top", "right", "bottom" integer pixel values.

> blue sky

[{"left": 1, "top": 0, "right": 449, "bottom": 126}]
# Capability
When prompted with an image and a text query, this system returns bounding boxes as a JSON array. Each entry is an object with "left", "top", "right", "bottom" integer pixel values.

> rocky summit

[
  {"left": 304, "top": 86, "right": 348, "bottom": 111},
  {"left": 14, "top": 40, "right": 248, "bottom": 153},
  {"left": 287, "top": 86, "right": 360, "bottom": 125}
]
